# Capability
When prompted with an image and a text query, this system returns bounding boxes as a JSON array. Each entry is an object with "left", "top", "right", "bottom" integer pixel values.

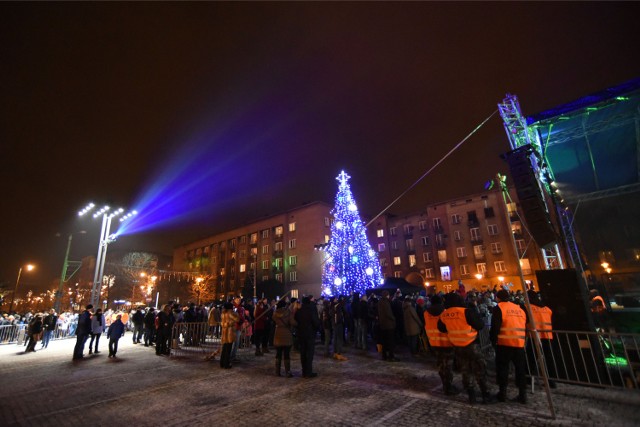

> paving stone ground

[{"left": 1, "top": 337, "right": 638, "bottom": 427}]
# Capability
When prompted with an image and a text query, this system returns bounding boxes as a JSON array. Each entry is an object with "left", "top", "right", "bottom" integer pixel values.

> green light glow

[{"left": 604, "top": 355, "right": 629, "bottom": 367}]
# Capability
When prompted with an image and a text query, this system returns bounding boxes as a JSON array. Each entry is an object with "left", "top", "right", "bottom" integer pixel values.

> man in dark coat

[
  {"left": 73, "top": 304, "right": 93, "bottom": 360},
  {"left": 295, "top": 295, "right": 321, "bottom": 378},
  {"left": 131, "top": 307, "right": 145, "bottom": 344},
  {"left": 143, "top": 307, "right": 156, "bottom": 347},
  {"left": 377, "top": 290, "right": 397, "bottom": 362},
  {"left": 156, "top": 304, "right": 175, "bottom": 356}
]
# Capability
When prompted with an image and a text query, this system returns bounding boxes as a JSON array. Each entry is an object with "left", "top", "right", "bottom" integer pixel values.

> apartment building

[
  {"left": 371, "top": 188, "right": 547, "bottom": 293},
  {"left": 173, "top": 202, "right": 332, "bottom": 300}
]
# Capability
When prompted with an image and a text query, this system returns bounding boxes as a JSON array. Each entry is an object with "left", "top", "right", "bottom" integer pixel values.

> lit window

[
  {"left": 377, "top": 229, "right": 384, "bottom": 238},
  {"left": 440, "top": 266, "right": 451, "bottom": 281},
  {"left": 394, "top": 271, "right": 402, "bottom": 278},
  {"left": 239, "top": 264, "right": 246, "bottom": 273},
  {"left": 220, "top": 268, "right": 225, "bottom": 276},
  {"left": 393, "top": 256, "right": 402, "bottom": 266},
  {"left": 275, "top": 258, "right": 283, "bottom": 268},
  {"left": 250, "top": 247, "right": 257, "bottom": 256},
  {"left": 494, "top": 261, "right": 507, "bottom": 273},
  {"left": 288, "top": 239, "right": 296, "bottom": 249},
  {"left": 289, "top": 256, "right": 297, "bottom": 266},
  {"left": 476, "top": 263, "right": 487, "bottom": 274},
  {"left": 324, "top": 235, "right": 330, "bottom": 243},
  {"left": 520, "top": 258, "right": 532, "bottom": 274},
  {"left": 438, "top": 250, "right": 447, "bottom": 263},
  {"left": 408, "top": 254, "right": 416, "bottom": 267},
  {"left": 289, "top": 222, "right": 296, "bottom": 232},
  {"left": 473, "top": 245, "right": 484, "bottom": 257},
  {"left": 275, "top": 226, "right": 283, "bottom": 237},
  {"left": 425, "top": 268, "right": 434, "bottom": 278},
  {"left": 250, "top": 233, "right": 257, "bottom": 244}
]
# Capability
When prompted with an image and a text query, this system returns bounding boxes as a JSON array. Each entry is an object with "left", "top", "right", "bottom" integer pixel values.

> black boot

[
  {"left": 275, "top": 358, "right": 282, "bottom": 376},
  {"left": 284, "top": 359, "right": 293, "bottom": 378},
  {"left": 516, "top": 388, "right": 527, "bottom": 404},
  {"left": 495, "top": 386, "right": 507, "bottom": 402},
  {"left": 467, "top": 388, "right": 477, "bottom": 405},
  {"left": 480, "top": 384, "right": 497, "bottom": 404}
]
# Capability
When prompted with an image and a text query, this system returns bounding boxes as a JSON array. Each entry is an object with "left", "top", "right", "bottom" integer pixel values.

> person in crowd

[
  {"left": 88, "top": 308, "right": 105, "bottom": 354},
  {"left": 68, "top": 312, "right": 78, "bottom": 337},
  {"left": 526, "top": 290, "right": 557, "bottom": 388},
  {"left": 438, "top": 293, "right": 494, "bottom": 404},
  {"left": 331, "top": 296, "right": 347, "bottom": 361},
  {"left": 589, "top": 289, "right": 608, "bottom": 331},
  {"left": 143, "top": 307, "right": 156, "bottom": 347},
  {"left": 41, "top": 309, "right": 57, "bottom": 349},
  {"left": 156, "top": 304, "right": 174, "bottom": 356},
  {"left": 107, "top": 314, "right": 126, "bottom": 358},
  {"left": 295, "top": 295, "right": 321, "bottom": 378},
  {"left": 253, "top": 299, "right": 268, "bottom": 356},
  {"left": 273, "top": 299, "right": 296, "bottom": 377},
  {"left": 322, "top": 298, "right": 333, "bottom": 357},
  {"left": 403, "top": 297, "right": 423, "bottom": 356},
  {"left": 25, "top": 314, "right": 43, "bottom": 353},
  {"left": 357, "top": 294, "right": 369, "bottom": 351},
  {"left": 230, "top": 297, "right": 246, "bottom": 362},
  {"left": 207, "top": 303, "right": 220, "bottom": 340},
  {"left": 316, "top": 296, "right": 325, "bottom": 345},
  {"left": 377, "top": 290, "right": 398, "bottom": 362},
  {"left": 220, "top": 302, "right": 238, "bottom": 369},
  {"left": 131, "top": 307, "right": 145, "bottom": 344},
  {"left": 424, "top": 295, "right": 458, "bottom": 395},
  {"left": 73, "top": 304, "right": 93, "bottom": 360},
  {"left": 391, "top": 290, "right": 404, "bottom": 343},
  {"left": 490, "top": 289, "right": 528, "bottom": 404}
]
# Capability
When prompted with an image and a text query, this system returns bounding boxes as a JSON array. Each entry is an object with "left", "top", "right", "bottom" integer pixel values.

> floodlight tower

[{"left": 89, "top": 207, "right": 137, "bottom": 308}]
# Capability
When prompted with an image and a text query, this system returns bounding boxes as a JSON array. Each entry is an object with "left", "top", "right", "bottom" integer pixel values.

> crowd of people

[{"left": 5, "top": 285, "right": 563, "bottom": 406}]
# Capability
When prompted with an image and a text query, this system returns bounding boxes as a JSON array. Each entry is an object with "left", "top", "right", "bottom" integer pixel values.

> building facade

[
  {"left": 371, "top": 188, "right": 548, "bottom": 294},
  {"left": 173, "top": 202, "right": 332, "bottom": 300}
]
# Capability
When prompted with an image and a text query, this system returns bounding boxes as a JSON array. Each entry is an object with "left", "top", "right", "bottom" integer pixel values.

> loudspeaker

[
  {"left": 503, "top": 146, "right": 557, "bottom": 249},
  {"left": 536, "top": 269, "right": 592, "bottom": 331}
]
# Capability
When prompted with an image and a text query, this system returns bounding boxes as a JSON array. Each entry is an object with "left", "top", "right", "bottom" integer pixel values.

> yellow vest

[
  {"left": 424, "top": 311, "right": 452, "bottom": 348},
  {"left": 497, "top": 301, "right": 527, "bottom": 348},
  {"left": 439, "top": 307, "right": 476, "bottom": 347}
]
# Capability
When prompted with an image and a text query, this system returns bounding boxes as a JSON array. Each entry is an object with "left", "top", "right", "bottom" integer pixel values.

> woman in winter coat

[
  {"left": 89, "top": 308, "right": 105, "bottom": 354},
  {"left": 403, "top": 298, "right": 424, "bottom": 355},
  {"left": 220, "top": 302, "right": 239, "bottom": 369},
  {"left": 273, "top": 299, "right": 297, "bottom": 377}
]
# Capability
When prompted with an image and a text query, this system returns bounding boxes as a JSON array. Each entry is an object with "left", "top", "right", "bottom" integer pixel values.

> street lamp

[{"left": 10, "top": 264, "right": 35, "bottom": 313}]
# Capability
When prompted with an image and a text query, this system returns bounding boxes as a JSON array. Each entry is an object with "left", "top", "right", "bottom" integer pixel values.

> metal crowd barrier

[
  {"left": 169, "top": 322, "right": 221, "bottom": 357},
  {"left": 524, "top": 329, "right": 640, "bottom": 390},
  {"left": 0, "top": 323, "right": 77, "bottom": 345}
]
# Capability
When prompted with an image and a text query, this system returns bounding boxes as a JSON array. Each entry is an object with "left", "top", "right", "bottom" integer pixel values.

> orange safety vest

[
  {"left": 439, "top": 307, "right": 476, "bottom": 347},
  {"left": 497, "top": 301, "right": 527, "bottom": 348},
  {"left": 424, "top": 311, "right": 452, "bottom": 348},
  {"left": 529, "top": 305, "right": 553, "bottom": 340}
]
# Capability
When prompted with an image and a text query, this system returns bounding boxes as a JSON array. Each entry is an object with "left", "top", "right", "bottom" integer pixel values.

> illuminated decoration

[{"left": 322, "top": 170, "right": 384, "bottom": 296}]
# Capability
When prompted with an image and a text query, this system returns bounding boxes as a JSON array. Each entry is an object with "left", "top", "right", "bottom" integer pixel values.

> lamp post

[{"left": 10, "top": 264, "right": 35, "bottom": 313}]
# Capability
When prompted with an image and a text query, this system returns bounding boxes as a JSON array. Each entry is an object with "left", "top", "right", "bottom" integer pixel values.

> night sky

[{"left": 1, "top": 3, "right": 639, "bottom": 291}]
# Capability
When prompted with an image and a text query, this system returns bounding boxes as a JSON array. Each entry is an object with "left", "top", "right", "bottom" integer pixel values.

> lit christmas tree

[{"left": 322, "top": 170, "right": 384, "bottom": 296}]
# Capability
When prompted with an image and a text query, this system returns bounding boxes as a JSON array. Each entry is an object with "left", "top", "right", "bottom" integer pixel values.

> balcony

[
  {"left": 468, "top": 220, "right": 479, "bottom": 228},
  {"left": 470, "top": 237, "right": 483, "bottom": 244},
  {"left": 474, "top": 252, "right": 486, "bottom": 260}
]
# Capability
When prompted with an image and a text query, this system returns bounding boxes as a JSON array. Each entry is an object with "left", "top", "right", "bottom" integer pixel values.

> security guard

[
  {"left": 424, "top": 294, "right": 458, "bottom": 395},
  {"left": 490, "top": 290, "right": 528, "bottom": 403},
  {"left": 438, "top": 292, "right": 494, "bottom": 404},
  {"left": 527, "top": 290, "right": 556, "bottom": 388}
]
